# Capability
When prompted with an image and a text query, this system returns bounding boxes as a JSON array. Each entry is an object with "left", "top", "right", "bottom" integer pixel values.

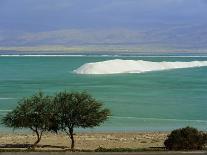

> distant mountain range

[
  {"left": 1, "top": 23, "right": 207, "bottom": 53},
  {"left": 1, "top": 0, "right": 207, "bottom": 53}
]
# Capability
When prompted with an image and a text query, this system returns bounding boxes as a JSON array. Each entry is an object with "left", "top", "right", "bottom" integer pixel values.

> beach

[{"left": 0, "top": 132, "right": 168, "bottom": 150}]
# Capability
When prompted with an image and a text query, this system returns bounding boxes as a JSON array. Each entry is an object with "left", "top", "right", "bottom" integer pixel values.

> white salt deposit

[{"left": 74, "top": 59, "right": 207, "bottom": 74}]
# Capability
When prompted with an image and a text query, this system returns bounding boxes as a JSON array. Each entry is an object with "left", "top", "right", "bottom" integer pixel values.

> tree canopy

[
  {"left": 2, "top": 91, "right": 111, "bottom": 150},
  {"left": 52, "top": 91, "right": 111, "bottom": 150},
  {"left": 2, "top": 92, "right": 53, "bottom": 148}
]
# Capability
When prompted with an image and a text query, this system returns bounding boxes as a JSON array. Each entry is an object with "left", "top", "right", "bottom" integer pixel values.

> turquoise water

[{"left": 0, "top": 55, "right": 207, "bottom": 132}]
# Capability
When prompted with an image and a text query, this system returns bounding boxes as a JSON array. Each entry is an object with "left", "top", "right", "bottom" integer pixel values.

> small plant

[
  {"left": 164, "top": 126, "right": 207, "bottom": 150},
  {"left": 94, "top": 147, "right": 162, "bottom": 152}
]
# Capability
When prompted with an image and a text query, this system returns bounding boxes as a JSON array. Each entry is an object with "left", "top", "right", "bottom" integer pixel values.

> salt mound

[{"left": 74, "top": 59, "right": 207, "bottom": 74}]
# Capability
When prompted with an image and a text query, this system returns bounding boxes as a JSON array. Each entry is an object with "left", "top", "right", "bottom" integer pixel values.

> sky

[
  {"left": 0, "top": 0, "right": 207, "bottom": 47},
  {"left": 0, "top": 0, "right": 207, "bottom": 31}
]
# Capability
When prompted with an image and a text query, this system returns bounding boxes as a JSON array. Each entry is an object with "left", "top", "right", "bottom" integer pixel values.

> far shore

[{"left": 0, "top": 132, "right": 169, "bottom": 150}]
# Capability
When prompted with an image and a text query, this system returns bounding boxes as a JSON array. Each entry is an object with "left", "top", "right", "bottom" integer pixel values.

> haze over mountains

[{"left": 0, "top": 0, "right": 207, "bottom": 52}]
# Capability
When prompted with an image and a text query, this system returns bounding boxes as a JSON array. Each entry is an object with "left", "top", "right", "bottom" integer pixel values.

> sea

[{"left": 0, "top": 53, "right": 207, "bottom": 132}]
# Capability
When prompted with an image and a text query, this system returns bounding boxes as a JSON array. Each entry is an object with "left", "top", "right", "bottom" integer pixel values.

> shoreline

[
  {"left": 1, "top": 53, "right": 207, "bottom": 57},
  {"left": 0, "top": 132, "right": 169, "bottom": 150}
]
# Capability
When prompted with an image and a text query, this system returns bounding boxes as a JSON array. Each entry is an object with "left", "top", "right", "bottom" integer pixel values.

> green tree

[
  {"left": 2, "top": 92, "right": 53, "bottom": 148},
  {"left": 164, "top": 126, "right": 207, "bottom": 150},
  {"left": 52, "top": 91, "right": 110, "bottom": 150}
]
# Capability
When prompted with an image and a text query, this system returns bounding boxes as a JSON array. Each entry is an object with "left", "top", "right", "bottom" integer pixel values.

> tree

[
  {"left": 2, "top": 92, "right": 53, "bottom": 148},
  {"left": 52, "top": 91, "right": 110, "bottom": 150},
  {"left": 164, "top": 126, "right": 207, "bottom": 150}
]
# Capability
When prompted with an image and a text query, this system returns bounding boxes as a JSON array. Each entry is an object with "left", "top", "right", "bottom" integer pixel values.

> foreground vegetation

[
  {"left": 1, "top": 91, "right": 110, "bottom": 150},
  {"left": 0, "top": 147, "right": 206, "bottom": 153},
  {"left": 2, "top": 92, "right": 53, "bottom": 148},
  {"left": 1, "top": 91, "right": 207, "bottom": 152},
  {"left": 164, "top": 127, "right": 207, "bottom": 150},
  {"left": 0, "top": 148, "right": 165, "bottom": 152}
]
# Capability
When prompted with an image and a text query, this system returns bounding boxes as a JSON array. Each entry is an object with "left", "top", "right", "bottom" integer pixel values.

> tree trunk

[
  {"left": 32, "top": 129, "right": 42, "bottom": 148},
  {"left": 69, "top": 128, "right": 75, "bottom": 151}
]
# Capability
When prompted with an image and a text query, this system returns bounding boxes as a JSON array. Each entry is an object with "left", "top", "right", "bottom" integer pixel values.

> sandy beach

[{"left": 0, "top": 132, "right": 168, "bottom": 150}]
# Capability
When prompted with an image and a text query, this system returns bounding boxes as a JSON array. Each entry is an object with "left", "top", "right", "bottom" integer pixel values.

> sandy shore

[{"left": 0, "top": 132, "right": 169, "bottom": 150}]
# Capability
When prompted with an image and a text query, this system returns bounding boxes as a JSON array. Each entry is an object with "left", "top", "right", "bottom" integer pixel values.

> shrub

[{"left": 164, "top": 126, "right": 207, "bottom": 150}]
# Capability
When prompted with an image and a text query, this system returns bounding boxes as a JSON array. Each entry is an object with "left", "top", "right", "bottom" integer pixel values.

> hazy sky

[
  {"left": 0, "top": 0, "right": 207, "bottom": 32},
  {"left": 1, "top": 0, "right": 207, "bottom": 48}
]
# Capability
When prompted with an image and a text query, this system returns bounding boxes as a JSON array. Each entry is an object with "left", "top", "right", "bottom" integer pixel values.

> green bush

[
  {"left": 164, "top": 126, "right": 207, "bottom": 150},
  {"left": 94, "top": 147, "right": 165, "bottom": 152}
]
